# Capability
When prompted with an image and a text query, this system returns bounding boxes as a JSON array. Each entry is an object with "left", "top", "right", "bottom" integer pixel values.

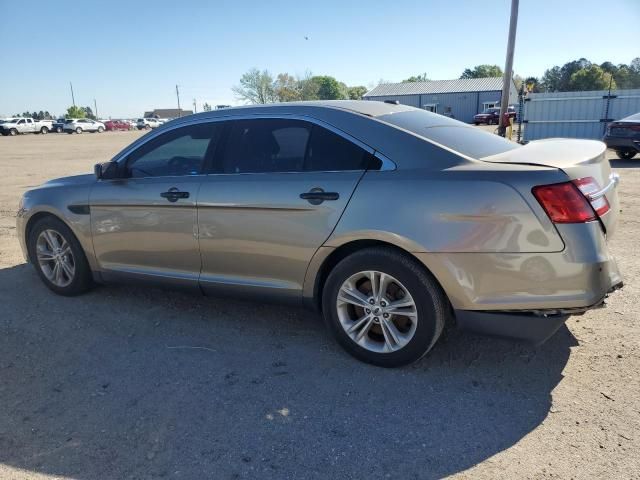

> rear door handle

[
  {"left": 300, "top": 188, "right": 340, "bottom": 205},
  {"left": 160, "top": 187, "right": 190, "bottom": 202}
]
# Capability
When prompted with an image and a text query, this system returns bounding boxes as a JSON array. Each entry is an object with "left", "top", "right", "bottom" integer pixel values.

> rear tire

[
  {"left": 56, "top": 126, "right": 62, "bottom": 133},
  {"left": 616, "top": 149, "right": 637, "bottom": 160},
  {"left": 27, "top": 216, "right": 94, "bottom": 296},
  {"left": 40, "top": 127, "right": 48, "bottom": 134},
  {"left": 322, "top": 247, "right": 448, "bottom": 367}
]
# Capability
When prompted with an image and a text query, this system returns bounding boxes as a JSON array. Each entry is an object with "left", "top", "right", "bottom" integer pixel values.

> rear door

[
  {"left": 197, "top": 118, "right": 373, "bottom": 301},
  {"left": 90, "top": 122, "right": 223, "bottom": 287}
]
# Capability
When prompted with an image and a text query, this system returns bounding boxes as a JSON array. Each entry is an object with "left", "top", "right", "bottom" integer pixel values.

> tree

[
  {"left": 274, "top": 73, "right": 301, "bottom": 102},
  {"left": 513, "top": 74, "right": 524, "bottom": 91},
  {"left": 202, "top": 102, "right": 212, "bottom": 112},
  {"left": 402, "top": 73, "right": 429, "bottom": 83},
  {"left": 524, "top": 76, "right": 541, "bottom": 93},
  {"left": 66, "top": 105, "right": 86, "bottom": 119},
  {"left": 460, "top": 64, "right": 503, "bottom": 79},
  {"left": 311, "top": 76, "right": 347, "bottom": 100},
  {"left": 569, "top": 65, "right": 616, "bottom": 91},
  {"left": 347, "top": 86, "right": 368, "bottom": 100},
  {"left": 82, "top": 106, "right": 96, "bottom": 119},
  {"left": 232, "top": 68, "right": 276, "bottom": 104}
]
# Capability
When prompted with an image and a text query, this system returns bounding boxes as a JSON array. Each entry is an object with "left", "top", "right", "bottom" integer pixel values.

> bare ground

[{"left": 0, "top": 131, "right": 638, "bottom": 479}]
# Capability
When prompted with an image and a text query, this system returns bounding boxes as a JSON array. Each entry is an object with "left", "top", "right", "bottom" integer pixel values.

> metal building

[
  {"left": 363, "top": 77, "right": 518, "bottom": 123},
  {"left": 523, "top": 88, "right": 640, "bottom": 141}
]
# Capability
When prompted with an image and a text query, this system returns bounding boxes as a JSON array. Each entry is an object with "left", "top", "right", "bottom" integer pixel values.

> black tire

[
  {"left": 97, "top": 126, "right": 104, "bottom": 133},
  {"left": 616, "top": 149, "right": 637, "bottom": 160},
  {"left": 56, "top": 126, "right": 62, "bottom": 133},
  {"left": 321, "top": 247, "right": 448, "bottom": 367},
  {"left": 9, "top": 128, "right": 17, "bottom": 136},
  {"left": 27, "top": 216, "right": 94, "bottom": 296},
  {"left": 40, "top": 127, "right": 48, "bottom": 134},
  {"left": 75, "top": 127, "right": 82, "bottom": 134},
  {"left": 474, "top": 122, "right": 480, "bottom": 125}
]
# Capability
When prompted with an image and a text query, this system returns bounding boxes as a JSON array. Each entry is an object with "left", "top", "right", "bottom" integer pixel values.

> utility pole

[
  {"left": 70, "top": 82, "right": 76, "bottom": 107},
  {"left": 193, "top": 98, "right": 197, "bottom": 113},
  {"left": 176, "top": 85, "right": 181, "bottom": 117},
  {"left": 498, "top": 0, "right": 519, "bottom": 137},
  {"left": 94, "top": 98, "right": 98, "bottom": 119}
]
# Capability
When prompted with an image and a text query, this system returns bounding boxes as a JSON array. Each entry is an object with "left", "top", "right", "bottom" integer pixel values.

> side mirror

[{"left": 94, "top": 161, "right": 119, "bottom": 180}]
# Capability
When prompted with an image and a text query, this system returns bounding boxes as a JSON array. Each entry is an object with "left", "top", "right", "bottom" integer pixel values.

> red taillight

[{"left": 532, "top": 177, "right": 609, "bottom": 223}]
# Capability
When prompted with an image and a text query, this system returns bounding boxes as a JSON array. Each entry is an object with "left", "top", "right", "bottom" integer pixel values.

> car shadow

[{"left": 0, "top": 264, "right": 576, "bottom": 479}]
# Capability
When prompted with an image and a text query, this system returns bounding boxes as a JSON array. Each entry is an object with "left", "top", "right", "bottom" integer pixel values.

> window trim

[{"left": 110, "top": 114, "right": 396, "bottom": 176}]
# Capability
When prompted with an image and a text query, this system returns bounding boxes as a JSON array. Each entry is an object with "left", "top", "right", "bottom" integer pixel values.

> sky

[{"left": 1, "top": 0, "right": 638, "bottom": 118}]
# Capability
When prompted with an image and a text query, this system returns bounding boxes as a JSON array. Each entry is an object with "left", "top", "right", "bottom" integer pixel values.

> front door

[
  {"left": 197, "top": 118, "right": 373, "bottom": 301},
  {"left": 90, "top": 122, "right": 223, "bottom": 288}
]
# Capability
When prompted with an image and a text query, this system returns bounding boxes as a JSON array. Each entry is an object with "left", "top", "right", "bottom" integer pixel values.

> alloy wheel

[
  {"left": 36, "top": 229, "right": 75, "bottom": 287},
  {"left": 336, "top": 270, "right": 418, "bottom": 353}
]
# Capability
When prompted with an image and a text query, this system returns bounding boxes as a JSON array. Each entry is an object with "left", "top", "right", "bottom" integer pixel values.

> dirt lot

[{"left": 0, "top": 130, "right": 638, "bottom": 480}]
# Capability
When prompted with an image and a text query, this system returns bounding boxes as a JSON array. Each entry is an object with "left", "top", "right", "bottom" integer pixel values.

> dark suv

[{"left": 604, "top": 112, "right": 640, "bottom": 160}]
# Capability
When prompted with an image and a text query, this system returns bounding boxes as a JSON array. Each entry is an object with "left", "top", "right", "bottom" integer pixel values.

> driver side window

[{"left": 127, "top": 123, "right": 222, "bottom": 178}]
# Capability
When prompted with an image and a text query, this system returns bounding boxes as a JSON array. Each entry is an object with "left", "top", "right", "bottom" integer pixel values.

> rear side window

[
  {"left": 220, "top": 119, "right": 371, "bottom": 174},
  {"left": 306, "top": 125, "right": 369, "bottom": 171},
  {"left": 221, "top": 119, "right": 310, "bottom": 173}
]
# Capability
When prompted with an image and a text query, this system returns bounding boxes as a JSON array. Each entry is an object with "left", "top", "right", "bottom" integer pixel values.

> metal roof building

[{"left": 363, "top": 77, "right": 518, "bottom": 124}]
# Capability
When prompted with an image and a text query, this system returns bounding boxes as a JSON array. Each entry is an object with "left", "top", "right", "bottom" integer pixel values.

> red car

[
  {"left": 474, "top": 106, "right": 517, "bottom": 125},
  {"left": 104, "top": 120, "right": 131, "bottom": 131}
]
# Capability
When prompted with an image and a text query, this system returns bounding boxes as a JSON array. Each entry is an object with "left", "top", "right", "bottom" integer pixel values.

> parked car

[
  {"left": 51, "top": 118, "right": 66, "bottom": 133},
  {"left": 63, "top": 118, "right": 105, "bottom": 134},
  {"left": 0, "top": 117, "right": 53, "bottom": 135},
  {"left": 17, "top": 101, "right": 622, "bottom": 367},
  {"left": 474, "top": 106, "right": 517, "bottom": 125},
  {"left": 137, "top": 118, "right": 162, "bottom": 130},
  {"left": 104, "top": 120, "right": 132, "bottom": 131},
  {"left": 603, "top": 112, "right": 640, "bottom": 160}
]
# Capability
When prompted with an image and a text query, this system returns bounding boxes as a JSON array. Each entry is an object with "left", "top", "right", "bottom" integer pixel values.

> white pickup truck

[{"left": 0, "top": 118, "right": 54, "bottom": 136}]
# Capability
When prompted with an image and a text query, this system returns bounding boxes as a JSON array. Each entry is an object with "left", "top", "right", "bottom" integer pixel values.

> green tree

[
  {"left": 460, "top": 64, "right": 503, "bottom": 79},
  {"left": 298, "top": 72, "right": 319, "bottom": 100},
  {"left": 232, "top": 68, "right": 276, "bottom": 104},
  {"left": 66, "top": 105, "right": 86, "bottom": 119},
  {"left": 569, "top": 65, "right": 616, "bottom": 91},
  {"left": 402, "top": 73, "right": 429, "bottom": 83},
  {"left": 82, "top": 106, "right": 96, "bottom": 119},
  {"left": 311, "top": 76, "right": 347, "bottom": 100},
  {"left": 202, "top": 102, "right": 212, "bottom": 112},
  {"left": 524, "top": 76, "right": 541, "bottom": 93},
  {"left": 274, "top": 73, "right": 301, "bottom": 102},
  {"left": 347, "top": 86, "right": 368, "bottom": 100}
]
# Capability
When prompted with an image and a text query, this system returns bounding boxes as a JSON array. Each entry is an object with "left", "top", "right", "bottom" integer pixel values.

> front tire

[
  {"left": 56, "top": 126, "right": 62, "bottom": 133},
  {"left": 9, "top": 128, "right": 17, "bottom": 136},
  {"left": 75, "top": 127, "right": 82, "bottom": 134},
  {"left": 616, "top": 149, "right": 637, "bottom": 160},
  {"left": 97, "top": 126, "right": 104, "bottom": 133},
  {"left": 27, "top": 216, "right": 93, "bottom": 296},
  {"left": 322, "top": 247, "right": 448, "bottom": 367}
]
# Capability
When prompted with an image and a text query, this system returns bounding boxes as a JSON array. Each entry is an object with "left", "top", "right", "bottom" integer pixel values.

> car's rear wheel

[
  {"left": 322, "top": 247, "right": 448, "bottom": 367},
  {"left": 40, "top": 126, "right": 48, "bottom": 134},
  {"left": 75, "top": 127, "right": 82, "bottom": 134},
  {"left": 616, "top": 149, "right": 637, "bottom": 160},
  {"left": 27, "top": 216, "right": 93, "bottom": 296},
  {"left": 55, "top": 126, "right": 62, "bottom": 133}
]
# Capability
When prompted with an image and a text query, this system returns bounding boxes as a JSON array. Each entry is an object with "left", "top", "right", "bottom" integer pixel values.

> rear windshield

[{"left": 378, "top": 110, "right": 519, "bottom": 159}]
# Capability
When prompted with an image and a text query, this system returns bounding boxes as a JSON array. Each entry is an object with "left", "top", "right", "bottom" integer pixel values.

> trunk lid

[{"left": 481, "top": 139, "right": 619, "bottom": 236}]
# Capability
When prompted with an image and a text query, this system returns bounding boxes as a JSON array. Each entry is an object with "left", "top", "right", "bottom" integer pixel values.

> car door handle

[
  {"left": 300, "top": 188, "right": 339, "bottom": 205},
  {"left": 160, "top": 187, "right": 190, "bottom": 202}
]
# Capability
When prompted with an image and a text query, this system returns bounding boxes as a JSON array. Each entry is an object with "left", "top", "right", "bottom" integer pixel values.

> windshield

[{"left": 378, "top": 110, "right": 519, "bottom": 159}]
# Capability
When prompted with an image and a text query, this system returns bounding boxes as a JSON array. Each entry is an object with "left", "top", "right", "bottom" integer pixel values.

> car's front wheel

[
  {"left": 97, "top": 126, "right": 104, "bottom": 133},
  {"left": 27, "top": 216, "right": 94, "bottom": 296},
  {"left": 616, "top": 149, "right": 637, "bottom": 160},
  {"left": 75, "top": 127, "right": 82, "bottom": 134},
  {"left": 322, "top": 247, "right": 448, "bottom": 367}
]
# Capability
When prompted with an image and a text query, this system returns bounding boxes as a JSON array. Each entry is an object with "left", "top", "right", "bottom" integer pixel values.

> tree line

[{"left": 13, "top": 106, "right": 98, "bottom": 120}]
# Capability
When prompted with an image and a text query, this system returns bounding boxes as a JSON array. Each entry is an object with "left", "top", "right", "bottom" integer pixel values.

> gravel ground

[{"left": 0, "top": 131, "right": 638, "bottom": 480}]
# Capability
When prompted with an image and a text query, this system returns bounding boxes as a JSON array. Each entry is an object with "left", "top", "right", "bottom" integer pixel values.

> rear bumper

[
  {"left": 604, "top": 137, "right": 640, "bottom": 152},
  {"left": 454, "top": 281, "right": 623, "bottom": 344}
]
